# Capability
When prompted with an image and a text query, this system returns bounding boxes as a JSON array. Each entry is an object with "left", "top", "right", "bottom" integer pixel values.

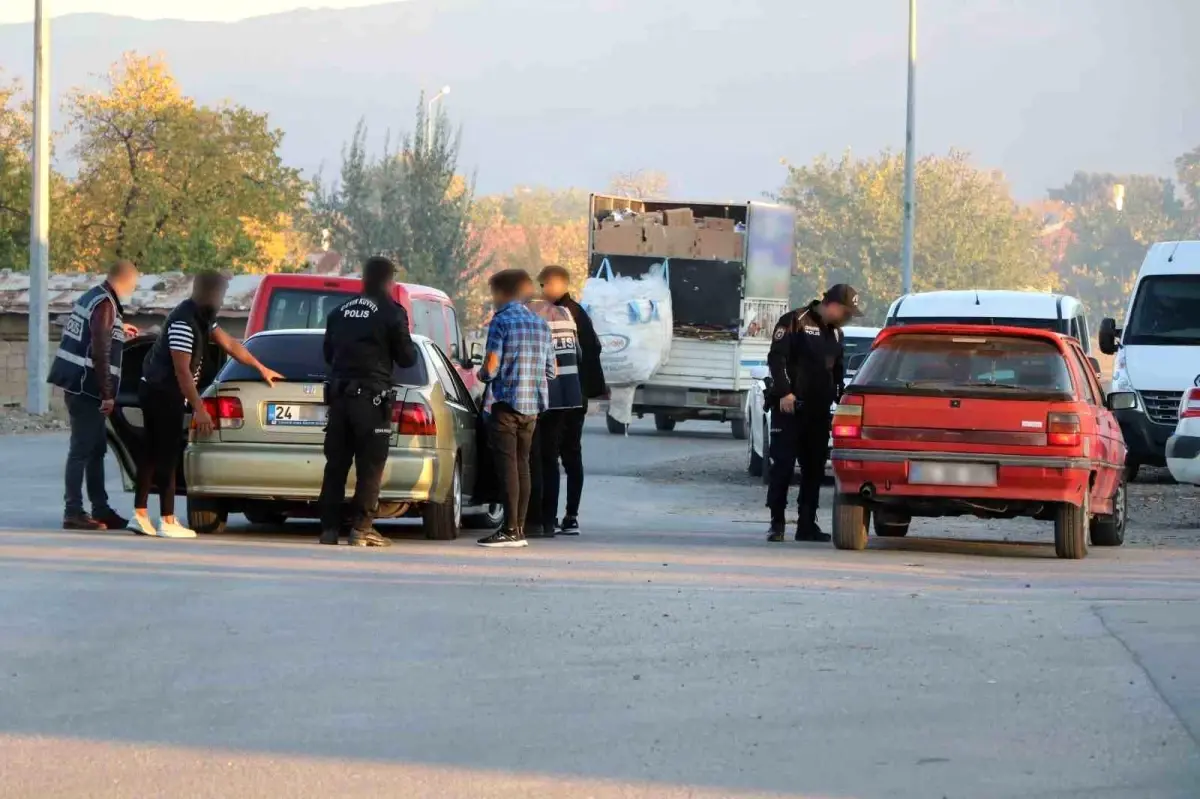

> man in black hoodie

[{"left": 538, "top": 265, "right": 606, "bottom": 535}]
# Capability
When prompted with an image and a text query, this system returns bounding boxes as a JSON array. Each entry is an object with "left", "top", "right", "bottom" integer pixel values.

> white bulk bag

[{"left": 582, "top": 259, "right": 674, "bottom": 425}]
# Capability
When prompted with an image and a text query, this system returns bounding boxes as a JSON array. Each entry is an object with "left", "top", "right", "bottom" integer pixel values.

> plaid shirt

[{"left": 481, "top": 301, "right": 556, "bottom": 416}]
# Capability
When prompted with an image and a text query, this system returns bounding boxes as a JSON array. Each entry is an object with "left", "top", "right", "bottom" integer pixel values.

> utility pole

[
  {"left": 26, "top": 0, "right": 51, "bottom": 414},
  {"left": 426, "top": 85, "right": 450, "bottom": 154},
  {"left": 900, "top": 0, "right": 917, "bottom": 296}
]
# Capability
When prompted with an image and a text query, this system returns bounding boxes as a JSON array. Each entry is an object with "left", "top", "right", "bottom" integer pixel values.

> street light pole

[
  {"left": 426, "top": 85, "right": 450, "bottom": 154},
  {"left": 900, "top": 0, "right": 917, "bottom": 296},
  {"left": 26, "top": 0, "right": 51, "bottom": 414}
]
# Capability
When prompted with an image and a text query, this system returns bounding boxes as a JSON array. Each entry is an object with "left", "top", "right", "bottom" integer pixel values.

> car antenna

[
  {"left": 974, "top": 290, "right": 981, "bottom": 306},
  {"left": 1167, "top": 241, "right": 1182, "bottom": 263}
]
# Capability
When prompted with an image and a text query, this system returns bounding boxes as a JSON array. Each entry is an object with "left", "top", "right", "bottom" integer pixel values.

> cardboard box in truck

[{"left": 695, "top": 229, "right": 745, "bottom": 260}]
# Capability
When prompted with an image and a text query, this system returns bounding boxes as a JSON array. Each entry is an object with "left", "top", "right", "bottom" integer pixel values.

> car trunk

[{"left": 861, "top": 395, "right": 1054, "bottom": 444}]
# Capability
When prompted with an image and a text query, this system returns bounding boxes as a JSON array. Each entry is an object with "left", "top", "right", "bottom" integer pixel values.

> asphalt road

[{"left": 1, "top": 419, "right": 1199, "bottom": 798}]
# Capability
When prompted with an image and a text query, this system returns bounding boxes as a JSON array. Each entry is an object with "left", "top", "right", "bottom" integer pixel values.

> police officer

[
  {"left": 765, "top": 284, "right": 862, "bottom": 543},
  {"left": 318, "top": 256, "right": 417, "bottom": 547}
]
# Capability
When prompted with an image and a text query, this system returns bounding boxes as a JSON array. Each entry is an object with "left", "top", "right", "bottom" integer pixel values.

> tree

[
  {"left": 775, "top": 149, "right": 1054, "bottom": 321},
  {"left": 0, "top": 74, "right": 31, "bottom": 271},
  {"left": 1177, "top": 145, "right": 1200, "bottom": 235},
  {"left": 64, "top": 54, "right": 305, "bottom": 273},
  {"left": 315, "top": 94, "right": 481, "bottom": 301},
  {"left": 1049, "top": 171, "right": 1186, "bottom": 321},
  {"left": 608, "top": 169, "right": 670, "bottom": 199}
]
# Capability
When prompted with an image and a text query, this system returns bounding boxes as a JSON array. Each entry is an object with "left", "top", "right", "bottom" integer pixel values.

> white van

[
  {"left": 1099, "top": 241, "right": 1200, "bottom": 480},
  {"left": 884, "top": 290, "right": 1096, "bottom": 358}
]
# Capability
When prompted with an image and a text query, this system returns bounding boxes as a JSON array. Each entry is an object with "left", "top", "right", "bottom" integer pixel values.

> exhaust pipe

[{"left": 860, "top": 483, "right": 876, "bottom": 501}]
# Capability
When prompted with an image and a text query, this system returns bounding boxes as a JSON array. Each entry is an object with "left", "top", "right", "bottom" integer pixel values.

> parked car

[
  {"left": 828, "top": 324, "right": 1131, "bottom": 560},
  {"left": 745, "top": 325, "right": 881, "bottom": 482},
  {"left": 1099, "top": 240, "right": 1200, "bottom": 481},
  {"left": 246, "top": 273, "right": 481, "bottom": 400},
  {"left": 1166, "top": 379, "right": 1200, "bottom": 485},
  {"left": 106, "top": 329, "right": 502, "bottom": 537}
]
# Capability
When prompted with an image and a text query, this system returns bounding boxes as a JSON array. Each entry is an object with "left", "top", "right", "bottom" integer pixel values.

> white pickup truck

[{"left": 588, "top": 194, "right": 794, "bottom": 439}]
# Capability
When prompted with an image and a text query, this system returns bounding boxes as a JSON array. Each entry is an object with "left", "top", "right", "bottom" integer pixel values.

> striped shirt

[{"left": 481, "top": 301, "right": 555, "bottom": 416}]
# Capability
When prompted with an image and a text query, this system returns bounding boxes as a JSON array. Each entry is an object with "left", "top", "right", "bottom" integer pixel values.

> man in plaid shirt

[{"left": 477, "top": 269, "right": 556, "bottom": 548}]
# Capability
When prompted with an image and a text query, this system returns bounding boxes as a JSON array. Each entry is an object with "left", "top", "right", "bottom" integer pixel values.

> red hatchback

[{"left": 829, "top": 325, "right": 1135, "bottom": 559}]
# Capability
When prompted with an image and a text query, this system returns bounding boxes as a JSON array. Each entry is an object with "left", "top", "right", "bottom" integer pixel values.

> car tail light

[
  {"left": 1047, "top": 412, "right": 1080, "bottom": 446},
  {"left": 1180, "top": 388, "right": 1200, "bottom": 420},
  {"left": 393, "top": 401, "right": 436, "bottom": 436},
  {"left": 199, "top": 396, "right": 244, "bottom": 430},
  {"left": 832, "top": 395, "right": 863, "bottom": 440}
]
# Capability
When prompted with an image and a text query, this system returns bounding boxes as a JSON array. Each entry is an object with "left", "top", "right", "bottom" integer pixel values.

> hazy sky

[{"left": 0, "top": 1, "right": 390, "bottom": 24}]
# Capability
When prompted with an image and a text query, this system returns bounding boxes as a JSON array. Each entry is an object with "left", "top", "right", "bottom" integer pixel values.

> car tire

[
  {"left": 188, "top": 498, "right": 228, "bottom": 535},
  {"left": 1054, "top": 494, "right": 1089, "bottom": 559},
  {"left": 748, "top": 428, "right": 764, "bottom": 477},
  {"left": 873, "top": 510, "right": 911, "bottom": 537},
  {"left": 424, "top": 461, "right": 462, "bottom": 541},
  {"left": 654, "top": 414, "right": 676, "bottom": 432},
  {"left": 731, "top": 418, "right": 748, "bottom": 441},
  {"left": 1124, "top": 461, "right": 1140, "bottom": 484},
  {"left": 1090, "top": 475, "right": 1127, "bottom": 547},
  {"left": 463, "top": 503, "right": 503, "bottom": 531},
  {"left": 832, "top": 494, "right": 868, "bottom": 551},
  {"left": 605, "top": 414, "right": 628, "bottom": 435},
  {"left": 244, "top": 508, "right": 287, "bottom": 527}
]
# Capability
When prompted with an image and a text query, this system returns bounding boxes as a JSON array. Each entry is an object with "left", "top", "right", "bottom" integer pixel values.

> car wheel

[
  {"left": 748, "top": 426, "right": 764, "bottom": 477},
  {"left": 832, "top": 494, "right": 868, "bottom": 551},
  {"left": 873, "top": 510, "right": 911, "bottom": 537},
  {"left": 424, "top": 460, "right": 462, "bottom": 540},
  {"left": 605, "top": 414, "right": 628, "bottom": 435},
  {"left": 731, "top": 418, "right": 748, "bottom": 441},
  {"left": 188, "top": 497, "right": 228, "bottom": 535},
  {"left": 1054, "top": 493, "right": 1089, "bottom": 559},
  {"left": 654, "top": 413, "right": 676, "bottom": 432},
  {"left": 244, "top": 508, "right": 287, "bottom": 527},
  {"left": 1124, "top": 460, "right": 1140, "bottom": 483},
  {"left": 463, "top": 502, "right": 504, "bottom": 530},
  {"left": 1090, "top": 475, "right": 1127, "bottom": 547}
]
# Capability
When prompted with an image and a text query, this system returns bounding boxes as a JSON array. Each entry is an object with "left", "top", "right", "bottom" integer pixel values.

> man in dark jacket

[
  {"left": 48, "top": 259, "right": 140, "bottom": 531},
  {"left": 765, "top": 284, "right": 861, "bottom": 543},
  {"left": 539, "top": 265, "right": 606, "bottom": 535}
]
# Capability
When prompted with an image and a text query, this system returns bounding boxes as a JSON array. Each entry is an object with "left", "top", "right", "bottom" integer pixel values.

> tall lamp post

[
  {"left": 26, "top": 0, "right": 51, "bottom": 414},
  {"left": 900, "top": 0, "right": 917, "bottom": 296},
  {"left": 426, "top": 85, "right": 450, "bottom": 154}
]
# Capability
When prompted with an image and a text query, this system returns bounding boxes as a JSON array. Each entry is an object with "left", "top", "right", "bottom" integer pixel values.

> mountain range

[{"left": 1, "top": 0, "right": 1197, "bottom": 201}]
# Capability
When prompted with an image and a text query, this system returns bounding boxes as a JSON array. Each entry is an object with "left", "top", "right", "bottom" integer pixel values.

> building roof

[{"left": 0, "top": 270, "right": 266, "bottom": 318}]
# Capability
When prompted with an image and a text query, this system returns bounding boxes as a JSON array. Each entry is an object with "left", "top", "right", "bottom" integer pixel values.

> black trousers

[
  {"left": 766, "top": 407, "right": 832, "bottom": 525},
  {"left": 63, "top": 392, "right": 112, "bottom": 517},
  {"left": 134, "top": 383, "right": 186, "bottom": 518},
  {"left": 318, "top": 392, "right": 393, "bottom": 532},
  {"left": 488, "top": 403, "right": 537, "bottom": 532},
  {"left": 560, "top": 400, "right": 587, "bottom": 518},
  {"left": 528, "top": 409, "right": 568, "bottom": 528}
]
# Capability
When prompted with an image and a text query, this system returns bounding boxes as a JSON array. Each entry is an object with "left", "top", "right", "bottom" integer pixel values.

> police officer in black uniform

[
  {"left": 765, "top": 284, "right": 862, "bottom": 543},
  {"left": 318, "top": 256, "right": 417, "bottom": 547}
]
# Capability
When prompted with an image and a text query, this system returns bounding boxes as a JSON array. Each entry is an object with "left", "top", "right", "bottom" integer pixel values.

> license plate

[
  {"left": 266, "top": 403, "right": 327, "bottom": 427},
  {"left": 909, "top": 461, "right": 997, "bottom": 487}
]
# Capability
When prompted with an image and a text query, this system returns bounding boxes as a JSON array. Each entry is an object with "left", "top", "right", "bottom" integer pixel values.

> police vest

[
  {"left": 47, "top": 282, "right": 125, "bottom": 399},
  {"left": 527, "top": 299, "right": 583, "bottom": 410}
]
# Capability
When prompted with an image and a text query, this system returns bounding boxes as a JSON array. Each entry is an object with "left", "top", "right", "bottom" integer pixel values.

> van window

[
  {"left": 265, "top": 288, "right": 356, "bottom": 331},
  {"left": 411, "top": 298, "right": 450, "bottom": 352},
  {"left": 217, "top": 333, "right": 428, "bottom": 386},
  {"left": 854, "top": 334, "right": 1073, "bottom": 397},
  {"left": 445, "top": 306, "right": 462, "bottom": 359},
  {"left": 1124, "top": 276, "right": 1200, "bottom": 346}
]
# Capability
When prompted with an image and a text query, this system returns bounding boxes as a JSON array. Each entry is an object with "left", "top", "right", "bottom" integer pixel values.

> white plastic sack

[{"left": 582, "top": 259, "right": 674, "bottom": 425}]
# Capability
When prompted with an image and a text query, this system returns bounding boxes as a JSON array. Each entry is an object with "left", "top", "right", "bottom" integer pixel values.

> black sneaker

[
  {"left": 349, "top": 528, "right": 392, "bottom": 547},
  {"left": 93, "top": 508, "right": 129, "bottom": 531},
  {"left": 477, "top": 529, "right": 529, "bottom": 548},
  {"left": 795, "top": 522, "right": 831, "bottom": 543},
  {"left": 559, "top": 516, "right": 581, "bottom": 536},
  {"left": 319, "top": 529, "right": 341, "bottom": 546},
  {"left": 766, "top": 521, "right": 786, "bottom": 543},
  {"left": 63, "top": 513, "right": 106, "bottom": 531}
]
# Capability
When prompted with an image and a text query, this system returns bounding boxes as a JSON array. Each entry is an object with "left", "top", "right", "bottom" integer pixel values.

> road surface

[{"left": 1, "top": 419, "right": 1198, "bottom": 798}]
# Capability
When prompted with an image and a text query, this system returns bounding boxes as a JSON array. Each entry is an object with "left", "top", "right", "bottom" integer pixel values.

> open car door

[{"left": 106, "top": 332, "right": 227, "bottom": 495}]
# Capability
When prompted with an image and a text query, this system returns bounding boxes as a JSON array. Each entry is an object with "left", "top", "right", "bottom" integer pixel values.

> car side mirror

[
  {"left": 1098, "top": 318, "right": 1121, "bottom": 356},
  {"left": 1087, "top": 356, "right": 1101, "bottom": 375},
  {"left": 468, "top": 341, "right": 483, "bottom": 367},
  {"left": 1106, "top": 391, "right": 1136, "bottom": 412},
  {"left": 749, "top": 365, "right": 769, "bottom": 381}
]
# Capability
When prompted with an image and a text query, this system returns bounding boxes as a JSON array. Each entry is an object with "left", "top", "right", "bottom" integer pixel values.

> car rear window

[
  {"left": 217, "top": 334, "right": 428, "bottom": 386},
  {"left": 264, "top": 288, "right": 357, "bottom": 331},
  {"left": 854, "top": 334, "right": 1074, "bottom": 396}
]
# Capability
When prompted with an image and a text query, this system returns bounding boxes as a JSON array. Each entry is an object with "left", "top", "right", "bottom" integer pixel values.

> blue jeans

[{"left": 63, "top": 392, "right": 112, "bottom": 517}]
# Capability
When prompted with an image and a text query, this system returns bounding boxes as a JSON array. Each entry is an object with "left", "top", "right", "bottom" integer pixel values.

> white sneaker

[
  {"left": 156, "top": 519, "right": 197, "bottom": 539},
  {"left": 128, "top": 514, "right": 157, "bottom": 536}
]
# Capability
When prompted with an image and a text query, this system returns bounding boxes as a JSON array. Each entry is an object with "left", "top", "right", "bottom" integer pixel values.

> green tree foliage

[
  {"left": 1049, "top": 171, "right": 1187, "bottom": 321},
  {"left": 0, "top": 75, "right": 31, "bottom": 271},
  {"left": 65, "top": 54, "right": 305, "bottom": 273},
  {"left": 775, "top": 149, "right": 1053, "bottom": 321},
  {"left": 1177, "top": 145, "right": 1200, "bottom": 234},
  {"left": 313, "top": 96, "right": 480, "bottom": 301}
]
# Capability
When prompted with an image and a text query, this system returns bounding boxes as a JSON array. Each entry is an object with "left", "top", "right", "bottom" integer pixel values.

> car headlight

[{"left": 1110, "top": 368, "right": 1134, "bottom": 394}]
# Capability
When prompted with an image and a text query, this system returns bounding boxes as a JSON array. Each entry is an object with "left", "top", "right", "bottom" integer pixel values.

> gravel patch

[{"left": 0, "top": 405, "right": 69, "bottom": 436}]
